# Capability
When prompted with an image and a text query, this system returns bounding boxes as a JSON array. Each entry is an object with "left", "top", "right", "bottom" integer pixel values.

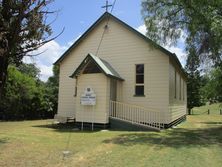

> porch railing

[{"left": 109, "top": 101, "right": 165, "bottom": 130}]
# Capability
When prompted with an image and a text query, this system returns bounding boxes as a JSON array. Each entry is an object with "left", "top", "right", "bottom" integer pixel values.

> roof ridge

[{"left": 54, "top": 12, "right": 186, "bottom": 77}]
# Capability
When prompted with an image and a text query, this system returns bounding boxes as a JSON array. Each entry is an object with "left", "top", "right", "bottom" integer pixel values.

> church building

[{"left": 54, "top": 12, "right": 187, "bottom": 130}]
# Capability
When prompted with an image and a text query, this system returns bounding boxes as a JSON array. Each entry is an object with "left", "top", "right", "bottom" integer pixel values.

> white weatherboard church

[{"left": 54, "top": 12, "right": 187, "bottom": 130}]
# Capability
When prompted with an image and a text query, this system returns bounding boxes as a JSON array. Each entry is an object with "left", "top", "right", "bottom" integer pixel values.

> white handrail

[{"left": 109, "top": 100, "right": 164, "bottom": 130}]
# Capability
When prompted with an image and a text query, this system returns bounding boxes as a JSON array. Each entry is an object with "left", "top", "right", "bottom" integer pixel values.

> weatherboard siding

[
  {"left": 75, "top": 73, "right": 109, "bottom": 124},
  {"left": 168, "top": 60, "right": 187, "bottom": 123},
  {"left": 57, "top": 17, "right": 171, "bottom": 122},
  {"left": 57, "top": 66, "right": 75, "bottom": 117}
]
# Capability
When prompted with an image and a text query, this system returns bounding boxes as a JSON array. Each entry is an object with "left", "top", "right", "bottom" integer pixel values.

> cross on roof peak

[{"left": 101, "top": 0, "right": 112, "bottom": 12}]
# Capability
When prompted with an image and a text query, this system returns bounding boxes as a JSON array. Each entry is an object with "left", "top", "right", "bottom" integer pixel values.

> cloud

[
  {"left": 136, "top": 24, "right": 146, "bottom": 35},
  {"left": 136, "top": 24, "right": 187, "bottom": 67},
  {"left": 36, "top": 41, "right": 67, "bottom": 65},
  {"left": 37, "top": 64, "right": 53, "bottom": 81},
  {"left": 23, "top": 40, "right": 66, "bottom": 81},
  {"left": 163, "top": 30, "right": 187, "bottom": 67},
  {"left": 22, "top": 33, "right": 84, "bottom": 82},
  {"left": 164, "top": 45, "right": 186, "bottom": 66},
  {"left": 67, "top": 34, "right": 81, "bottom": 46}
]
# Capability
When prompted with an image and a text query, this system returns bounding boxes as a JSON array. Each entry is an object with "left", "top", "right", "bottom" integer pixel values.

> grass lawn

[
  {"left": 192, "top": 103, "right": 222, "bottom": 115},
  {"left": 0, "top": 111, "right": 222, "bottom": 166}
]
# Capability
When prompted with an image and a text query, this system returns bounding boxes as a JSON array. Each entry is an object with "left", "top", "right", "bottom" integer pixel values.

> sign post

[
  {"left": 80, "top": 87, "right": 96, "bottom": 131},
  {"left": 80, "top": 87, "right": 96, "bottom": 106}
]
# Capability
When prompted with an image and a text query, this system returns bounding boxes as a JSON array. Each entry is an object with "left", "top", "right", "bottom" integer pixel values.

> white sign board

[{"left": 80, "top": 87, "right": 96, "bottom": 105}]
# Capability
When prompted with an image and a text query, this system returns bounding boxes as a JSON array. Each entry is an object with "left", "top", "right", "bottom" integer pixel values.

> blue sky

[
  {"left": 48, "top": 0, "right": 143, "bottom": 45},
  {"left": 24, "top": 0, "right": 186, "bottom": 81}
]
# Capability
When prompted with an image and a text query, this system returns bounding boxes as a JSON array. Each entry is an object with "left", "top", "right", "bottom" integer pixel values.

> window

[
  {"left": 174, "top": 70, "right": 177, "bottom": 99},
  {"left": 135, "top": 64, "right": 144, "bottom": 96}
]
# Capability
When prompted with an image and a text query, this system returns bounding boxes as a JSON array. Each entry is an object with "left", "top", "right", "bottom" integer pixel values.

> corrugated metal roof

[{"left": 70, "top": 53, "right": 124, "bottom": 81}]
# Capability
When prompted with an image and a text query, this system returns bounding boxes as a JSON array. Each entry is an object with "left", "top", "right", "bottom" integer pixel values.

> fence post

[{"left": 208, "top": 109, "right": 210, "bottom": 115}]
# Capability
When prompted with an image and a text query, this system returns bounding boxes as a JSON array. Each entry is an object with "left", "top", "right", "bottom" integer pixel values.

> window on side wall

[{"left": 135, "top": 64, "right": 144, "bottom": 96}]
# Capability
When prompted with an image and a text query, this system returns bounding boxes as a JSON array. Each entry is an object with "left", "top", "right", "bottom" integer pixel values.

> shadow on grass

[
  {"left": 103, "top": 126, "right": 222, "bottom": 148},
  {"left": 0, "top": 138, "right": 8, "bottom": 145},
  {"left": 32, "top": 123, "right": 156, "bottom": 133},
  {"left": 32, "top": 123, "right": 101, "bottom": 133},
  {"left": 201, "top": 122, "right": 222, "bottom": 125}
]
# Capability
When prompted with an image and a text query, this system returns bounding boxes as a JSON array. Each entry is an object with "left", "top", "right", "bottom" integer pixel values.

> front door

[{"left": 110, "top": 79, "right": 117, "bottom": 101}]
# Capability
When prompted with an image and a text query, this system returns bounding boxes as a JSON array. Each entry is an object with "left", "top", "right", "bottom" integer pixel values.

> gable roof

[
  {"left": 54, "top": 12, "right": 186, "bottom": 77},
  {"left": 70, "top": 53, "right": 124, "bottom": 81}
]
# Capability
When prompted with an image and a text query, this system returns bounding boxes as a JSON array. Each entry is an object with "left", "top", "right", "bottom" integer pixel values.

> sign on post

[{"left": 80, "top": 87, "right": 96, "bottom": 105}]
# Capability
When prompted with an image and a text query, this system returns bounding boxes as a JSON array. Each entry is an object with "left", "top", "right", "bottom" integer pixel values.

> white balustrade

[{"left": 109, "top": 101, "right": 164, "bottom": 130}]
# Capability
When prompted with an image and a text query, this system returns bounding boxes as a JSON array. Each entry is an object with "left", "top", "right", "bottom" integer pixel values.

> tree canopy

[
  {"left": 0, "top": 0, "right": 57, "bottom": 97},
  {"left": 0, "top": 63, "right": 58, "bottom": 120},
  {"left": 201, "top": 67, "right": 222, "bottom": 103},
  {"left": 45, "top": 65, "right": 59, "bottom": 115},
  {"left": 141, "top": 0, "right": 222, "bottom": 65},
  {"left": 185, "top": 52, "right": 203, "bottom": 113},
  {"left": 18, "top": 63, "right": 41, "bottom": 79}
]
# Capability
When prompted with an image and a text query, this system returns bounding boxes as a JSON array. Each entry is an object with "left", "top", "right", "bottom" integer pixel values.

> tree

[
  {"left": 141, "top": 0, "right": 222, "bottom": 65},
  {"left": 0, "top": 0, "right": 58, "bottom": 98},
  {"left": 18, "top": 63, "right": 41, "bottom": 79},
  {"left": 45, "top": 65, "right": 59, "bottom": 115},
  {"left": 185, "top": 49, "right": 203, "bottom": 114},
  {"left": 0, "top": 65, "right": 56, "bottom": 120},
  {"left": 1, "top": 66, "right": 39, "bottom": 120},
  {"left": 201, "top": 66, "right": 222, "bottom": 103}
]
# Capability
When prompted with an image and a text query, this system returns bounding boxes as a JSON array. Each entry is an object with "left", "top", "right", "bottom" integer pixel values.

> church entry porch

[{"left": 70, "top": 53, "right": 124, "bottom": 129}]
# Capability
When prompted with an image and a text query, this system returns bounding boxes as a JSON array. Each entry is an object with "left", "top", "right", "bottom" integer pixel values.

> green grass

[
  {"left": 0, "top": 109, "right": 222, "bottom": 167},
  {"left": 192, "top": 103, "right": 222, "bottom": 115}
]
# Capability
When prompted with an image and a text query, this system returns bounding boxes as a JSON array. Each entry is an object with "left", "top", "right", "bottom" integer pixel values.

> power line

[
  {"left": 110, "top": 0, "right": 117, "bottom": 13},
  {"left": 106, "top": 0, "right": 117, "bottom": 26},
  {"left": 95, "top": 0, "right": 117, "bottom": 56}
]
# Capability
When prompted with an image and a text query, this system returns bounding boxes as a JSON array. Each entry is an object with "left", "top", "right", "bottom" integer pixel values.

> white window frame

[{"left": 135, "top": 64, "right": 145, "bottom": 96}]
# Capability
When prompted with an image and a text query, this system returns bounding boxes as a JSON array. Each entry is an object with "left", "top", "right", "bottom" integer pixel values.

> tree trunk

[
  {"left": 0, "top": 34, "right": 9, "bottom": 99},
  {"left": 0, "top": 55, "right": 8, "bottom": 99},
  {"left": 0, "top": 0, "right": 10, "bottom": 100},
  {"left": 188, "top": 108, "right": 191, "bottom": 115}
]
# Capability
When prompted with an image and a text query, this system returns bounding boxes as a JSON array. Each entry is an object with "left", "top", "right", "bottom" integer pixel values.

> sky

[{"left": 23, "top": 0, "right": 186, "bottom": 81}]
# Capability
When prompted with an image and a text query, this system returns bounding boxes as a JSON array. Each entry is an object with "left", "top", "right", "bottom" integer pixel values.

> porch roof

[{"left": 70, "top": 53, "right": 124, "bottom": 81}]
